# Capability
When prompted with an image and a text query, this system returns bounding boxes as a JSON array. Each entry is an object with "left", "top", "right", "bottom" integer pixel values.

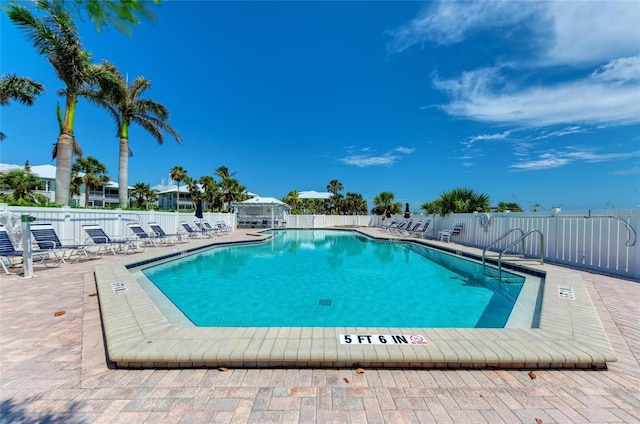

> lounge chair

[
  {"left": 401, "top": 222, "right": 422, "bottom": 236},
  {"left": 179, "top": 221, "right": 207, "bottom": 238},
  {"left": 148, "top": 222, "right": 187, "bottom": 243},
  {"left": 30, "top": 223, "right": 102, "bottom": 263},
  {"left": 206, "top": 221, "right": 231, "bottom": 235},
  {"left": 83, "top": 224, "right": 144, "bottom": 255},
  {"left": 390, "top": 221, "right": 410, "bottom": 234},
  {"left": 1, "top": 225, "right": 60, "bottom": 274},
  {"left": 410, "top": 220, "right": 431, "bottom": 238},
  {"left": 128, "top": 223, "right": 173, "bottom": 246},
  {"left": 439, "top": 224, "right": 463, "bottom": 242}
]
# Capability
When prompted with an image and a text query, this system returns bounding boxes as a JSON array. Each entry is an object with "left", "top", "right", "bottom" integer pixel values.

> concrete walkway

[{"left": 1, "top": 230, "right": 639, "bottom": 423}]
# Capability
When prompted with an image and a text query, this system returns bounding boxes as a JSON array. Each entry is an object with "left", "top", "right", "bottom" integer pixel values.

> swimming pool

[{"left": 141, "top": 229, "right": 527, "bottom": 328}]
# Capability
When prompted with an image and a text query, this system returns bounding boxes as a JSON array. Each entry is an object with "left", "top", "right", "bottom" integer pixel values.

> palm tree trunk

[
  {"left": 85, "top": 182, "right": 90, "bottom": 208},
  {"left": 118, "top": 137, "right": 129, "bottom": 208},
  {"left": 54, "top": 132, "right": 74, "bottom": 205}
]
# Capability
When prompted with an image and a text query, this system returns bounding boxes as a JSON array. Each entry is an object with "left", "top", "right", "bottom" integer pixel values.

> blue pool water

[{"left": 142, "top": 229, "right": 526, "bottom": 328}]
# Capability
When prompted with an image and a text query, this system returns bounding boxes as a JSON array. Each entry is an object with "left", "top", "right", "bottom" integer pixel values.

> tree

[
  {"left": 496, "top": 201, "right": 523, "bottom": 212},
  {"left": 184, "top": 176, "right": 202, "bottom": 208},
  {"left": 326, "top": 179, "right": 344, "bottom": 214},
  {"left": 169, "top": 166, "right": 187, "bottom": 211},
  {"left": 129, "top": 182, "right": 156, "bottom": 210},
  {"left": 199, "top": 175, "right": 218, "bottom": 211},
  {"left": 71, "top": 155, "right": 110, "bottom": 208},
  {"left": 342, "top": 192, "right": 368, "bottom": 215},
  {"left": 0, "top": 74, "right": 46, "bottom": 141},
  {"left": 283, "top": 190, "right": 303, "bottom": 214},
  {"left": 0, "top": 74, "right": 45, "bottom": 106},
  {"left": 421, "top": 187, "right": 490, "bottom": 215},
  {"left": 7, "top": 1, "right": 120, "bottom": 205},
  {"left": 0, "top": 168, "right": 47, "bottom": 204},
  {"left": 58, "top": 0, "right": 161, "bottom": 36},
  {"left": 82, "top": 62, "right": 182, "bottom": 207},
  {"left": 215, "top": 166, "right": 246, "bottom": 211},
  {"left": 372, "top": 191, "right": 402, "bottom": 216}
]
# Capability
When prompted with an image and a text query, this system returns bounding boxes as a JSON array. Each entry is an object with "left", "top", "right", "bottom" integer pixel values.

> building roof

[
  {"left": 236, "top": 196, "right": 290, "bottom": 208},
  {"left": 299, "top": 190, "right": 332, "bottom": 199}
]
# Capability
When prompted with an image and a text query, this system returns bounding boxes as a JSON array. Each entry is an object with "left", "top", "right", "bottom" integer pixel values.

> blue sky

[{"left": 1, "top": 0, "right": 639, "bottom": 210}]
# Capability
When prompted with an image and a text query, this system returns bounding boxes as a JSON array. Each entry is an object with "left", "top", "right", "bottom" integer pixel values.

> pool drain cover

[{"left": 319, "top": 299, "right": 332, "bottom": 306}]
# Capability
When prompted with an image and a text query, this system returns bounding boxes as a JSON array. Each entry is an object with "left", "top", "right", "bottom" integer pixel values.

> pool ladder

[{"left": 482, "top": 228, "right": 544, "bottom": 281}]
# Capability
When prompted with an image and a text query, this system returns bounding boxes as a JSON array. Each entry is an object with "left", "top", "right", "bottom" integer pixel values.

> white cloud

[
  {"left": 611, "top": 167, "right": 640, "bottom": 176},
  {"left": 510, "top": 148, "right": 640, "bottom": 171},
  {"left": 544, "top": 1, "right": 640, "bottom": 66},
  {"left": 388, "top": 0, "right": 640, "bottom": 66},
  {"left": 433, "top": 63, "right": 640, "bottom": 127},
  {"left": 589, "top": 57, "right": 640, "bottom": 83},
  {"left": 340, "top": 146, "right": 414, "bottom": 168},
  {"left": 387, "top": 0, "right": 543, "bottom": 52}
]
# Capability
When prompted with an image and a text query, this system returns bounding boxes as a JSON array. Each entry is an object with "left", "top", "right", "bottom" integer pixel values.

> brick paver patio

[{"left": 1, "top": 231, "right": 639, "bottom": 423}]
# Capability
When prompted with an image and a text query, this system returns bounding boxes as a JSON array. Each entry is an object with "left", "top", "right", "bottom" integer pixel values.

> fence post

[{"left": 62, "top": 206, "right": 72, "bottom": 241}]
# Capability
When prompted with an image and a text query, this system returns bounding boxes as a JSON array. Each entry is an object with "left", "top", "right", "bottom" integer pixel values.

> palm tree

[
  {"left": 422, "top": 187, "right": 490, "bottom": 215},
  {"left": 0, "top": 74, "right": 45, "bottom": 106},
  {"left": 342, "top": 192, "right": 368, "bottom": 215},
  {"left": 496, "top": 201, "right": 523, "bottom": 212},
  {"left": 199, "top": 175, "right": 218, "bottom": 211},
  {"left": 215, "top": 165, "right": 236, "bottom": 180},
  {"left": 372, "top": 191, "right": 402, "bottom": 216},
  {"left": 71, "top": 155, "right": 110, "bottom": 208},
  {"left": 7, "top": 1, "right": 119, "bottom": 205},
  {"left": 169, "top": 166, "right": 187, "bottom": 211},
  {"left": 0, "top": 168, "right": 47, "bottom": 204},
  {"left": 82, "top": 62, "right": 182, "bottom": 207},
  {"left": 129, "top": 182, "right": 156, "bottom": 210},
  {"left": 283, "top": 190, "right": 302, "bottom": 213},
  {"left": 0, "top": 73, "right": 46, "bottom": 140},
  {"left": 184, "top": 176, "right": 202, "bottom": 208},
  {"left": 326, "top": 179, "right": 344, "bottom": 214}
]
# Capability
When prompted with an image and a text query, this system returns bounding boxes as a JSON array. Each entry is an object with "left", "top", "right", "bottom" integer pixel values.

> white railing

[
  {"left": 370, "top": 209, "right": 640, "bottom": 280},
  {"left": 2, "top": 206, "right": 638, "bottom": 280},
  {"left": 0, "top": 206, "right": 234, "bottom": 245}
]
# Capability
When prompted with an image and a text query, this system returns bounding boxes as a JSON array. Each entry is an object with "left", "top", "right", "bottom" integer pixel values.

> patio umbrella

[
  {"left": 385, "top": 208, "right": 391, "bottom": 219},
  {"left": 195, "top": 199, "right": 203, "bottom": 220},
  {"left": 404, "top": 203, "right": 410, "bottom": 219}
]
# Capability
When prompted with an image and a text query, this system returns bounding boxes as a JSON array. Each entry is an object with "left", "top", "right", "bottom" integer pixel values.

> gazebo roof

[
  {"left": 237, "top": 196, "right": 290, "bottom": 208},
  {"left": 299, "top": 190, "right": 332, "bottom": 199}
]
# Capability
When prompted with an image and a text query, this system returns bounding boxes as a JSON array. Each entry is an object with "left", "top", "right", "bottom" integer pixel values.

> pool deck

[{"left": 2, "top": 228, "right": 639, "bottom": 422}]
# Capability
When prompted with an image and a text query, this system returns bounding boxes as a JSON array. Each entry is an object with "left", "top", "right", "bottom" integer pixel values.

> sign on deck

[{"left": 340, "top": 334, "right": 428, "bottom": 345}]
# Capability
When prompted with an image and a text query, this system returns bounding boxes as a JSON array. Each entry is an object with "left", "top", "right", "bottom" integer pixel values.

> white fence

[
  {"left": 0, "top": 206, "right": 234, "bottom": 245},
  {"left": 2, "top": 206, "right": 638, "bottom": 280}
]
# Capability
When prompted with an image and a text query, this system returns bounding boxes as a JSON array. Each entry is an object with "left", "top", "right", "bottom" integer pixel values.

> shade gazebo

[{"left": 231, "top": 196, "right": 290, "bottom": 228}]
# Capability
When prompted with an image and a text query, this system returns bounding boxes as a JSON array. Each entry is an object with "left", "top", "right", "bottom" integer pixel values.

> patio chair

[
  {"left": 179, "top": 221, "right": 208, "bottom": 238},
  {"left": 83, "top": 224, "right": 144, "bottom": 255},
  {"left": 390, "top": 221, "right": 410, "bottom": 234},
  {"left": 127, "top": 223, "right": 173, "bottom": 246},
  {"left": 30, "top": 223, "right": 102, "bottom": 263},
  {"left": 148, "top": 222, "right": 187, "bottom": 243},
  {"left": 400, "top": 222, "right": 422, "bottom": 236},
  {"left": 1, "top": 225, "right": 60, "bottom": 274},
  {"left": 195, "top": 221, "right": 217, "bottom": 236},
  {"left": 439, "top": 224, "right": 463, "bottom": 242},
  {"left": 214, "top": 221, "right": 232, "bottom": 234},
  {"left": 410, "top": 220, "right": 431, "bottom": 238}
]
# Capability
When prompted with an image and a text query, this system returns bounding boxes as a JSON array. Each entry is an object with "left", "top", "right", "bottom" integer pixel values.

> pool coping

[{"left": 94, "top": 228, "right": 617, "bottom": 369}]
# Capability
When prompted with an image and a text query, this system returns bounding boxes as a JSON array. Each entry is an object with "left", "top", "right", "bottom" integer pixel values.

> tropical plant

[
  {"left": 421, "top": 187, "right": 490, "bottom": 215},
  {"left": 326, "top": 179, "right": 344, "bottom": 214},
  {"left": 199, "top": 175, "right": 218, "bottom": 211},
  {"left": 371, "top": 191, "right": 402, "bottom": 216},
  {"left": 215, "top": 166, "right": 246, "bottom": 211},
  {"left": 81, "top": 62, "right": 182, "bottom": 207},
  {"left": 71, "top": 155, "right": 110, "bottom": 208},
  {"left": 0, "top": 73, "right": 45, "bottom": 106},
  {"left": 496, "top": 201, "right": 523, "bottom": 212},
  {"left": 0, "top": 168, "right": 47, "bottom": 204},
  {"left": 184, "top": 176, "right": 202, "bottom": 207},
  {"left": 7, "top": 1, "right": 120, "bottom": 205},
  {"left": 169, "top": 166, "right": 187, "bottom": 210},
  {"left": 283, "top": 190, "right": 303, "bottom": 213},
  {"left": 0, "top": 74, "right": 46, "bottom": 141},
  {"left": 342, "top": 192, "right": 368, "bottom": 215},
  {"left": 58, "top": 0, "right": 161, "bottom": 35},
  {"left": 129, "top": 182, "right": 157, "bottom": 210}
]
